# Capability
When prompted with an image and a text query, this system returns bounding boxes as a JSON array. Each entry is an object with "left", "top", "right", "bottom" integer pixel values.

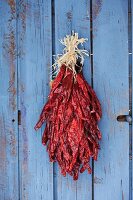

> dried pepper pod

[{"left": 34, "top": 32, "right": 102, "bottom": 180}]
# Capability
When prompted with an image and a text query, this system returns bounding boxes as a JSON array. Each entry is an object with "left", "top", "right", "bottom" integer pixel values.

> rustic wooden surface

[
  {"left": 93, "top": 0, "right": 129, "bottom": 199},
  {"left": 0, "top": 1, "right": 19, "bottom": 199},
  {"left": 0, "top": 0, "right": 132, "bottom": 200},
  {"left": 17, "top": 0, "right": 53, "bottom": 199},
  {"left": 54, "top": 1, "right": 92, "bottom": 200}
]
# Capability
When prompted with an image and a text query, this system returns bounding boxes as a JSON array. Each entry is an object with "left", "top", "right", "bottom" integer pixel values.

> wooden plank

[
  {"left": 0, "top": 1, "right": 19, "bottom": 199},
  {"left": 92, "top": 0, "right": 129, "bottom": 199},
  {"left": 54, "top": 0, "right": 92, "bottom": 199},
  {"left": 129, "top": 0, "right": 132, "bottom": 199},
  {"left": 17, "top": 1, "right": 53, "bottom": 199}
]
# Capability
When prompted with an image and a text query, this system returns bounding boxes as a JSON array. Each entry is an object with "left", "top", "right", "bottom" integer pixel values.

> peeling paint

[
  {"left": 8, "top": 0, "right": 16, "bottom": 18},
  {"left": 8, "top": 30, "right": 17, "bottom": 111},
  {"left": 21, "top": 124, "right": 29, "bottom": 200},
  {"left": 1, "top": 117, "right": 17, "bottom": 157},
  {"left": 94, "top": 176, "right": 103, "bottom": 184},
  {"left": 8, "top": 129, "right": 17, "bottom": 156},
  {"left": 2, "top": 0, "right": 17, "bottom": 111},
  {"left": 22, "top": 128, "right": 28, "bottom": 165},
  {"left": 21, "top": 104, "right": 29, "bottom": 174},
  {"left": 18, "top": 0, "right": 27, "bottom": 58},
  {"left": 0, "top": 117, "right": 7, "bottom": 191},
  {"left": 66, "top": 11, "right": 73, "bottom": 21},
  {"left": 92, "top": 0, "right": 102, "bottom": 20},
  {"left": 19, "top": 0, "right": 26, "bottom": 31},
  {"left": 3, "top": 0, "right": 27, "bottom": 111}
]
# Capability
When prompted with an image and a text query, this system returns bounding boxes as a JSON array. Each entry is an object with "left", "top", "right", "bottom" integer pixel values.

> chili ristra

[
  {"left": 34, "top": 63, "right": 102, "bottom": 180},
  {"left": 35, "top": 33, "right": 102, "bottom": 180}
]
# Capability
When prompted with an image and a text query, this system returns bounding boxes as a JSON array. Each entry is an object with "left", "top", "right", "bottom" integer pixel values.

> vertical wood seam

[
  {"left": 51, "top": 0, "right": 56, "bottom": 200},
  {"left": 128, "top": 0, "right": 132, "bottom": 199},
  {"left": 90, "top": 0, "right": 94, "bottom": 199},
  {"left": 16, "top": 0, "right": 20, "bottom": 199}
]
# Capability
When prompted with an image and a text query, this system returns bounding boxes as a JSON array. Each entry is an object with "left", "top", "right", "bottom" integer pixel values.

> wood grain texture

[
  {"left": 0, "top": 1, "right": 19, "bottom": 200},
  {"left": 0, "top": 1, "right": 132, "bottom": 199},
  {"left": 92, "top": 0, "right": 129, "bottom": 199},
  {"left": 17, "top": 0, "right": 53, "bottom": 199},
  {"left": 130, "top": 0, "right": 133, "bottom": 199},
  {"left": 54, "top": 0, "right": 92, "bottom": 200}
]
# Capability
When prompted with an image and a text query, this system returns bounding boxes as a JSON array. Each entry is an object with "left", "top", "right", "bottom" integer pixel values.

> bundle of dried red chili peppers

[{"left": 34, "top": 33, "right": 102, "bottom": 180}]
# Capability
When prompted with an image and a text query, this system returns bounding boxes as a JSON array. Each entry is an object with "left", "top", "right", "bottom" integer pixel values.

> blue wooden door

[{"left": 0, "top": 0, "right": 132, "bottom": 199}]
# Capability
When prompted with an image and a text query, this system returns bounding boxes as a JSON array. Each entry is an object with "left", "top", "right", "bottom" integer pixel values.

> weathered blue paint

[
  {"left": 130, "top": 1, "right": 133, "bottom": 199},
  {"left": 0, "top": 0, "right": 132, "bottom": 200},
  {"left": 93, "top": 0, "right": 129, "bottom": 199},
  {"left": 0, "top": 1, "right": 19, "bottom": 200},
  {"left": 54, "top": 1, "right": 92, "bottom": 200},
  {"left": 17, "top": 0, "right": 53, "bottom": 200}
]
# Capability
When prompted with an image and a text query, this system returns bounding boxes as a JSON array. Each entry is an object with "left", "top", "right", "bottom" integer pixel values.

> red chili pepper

[{"left": 35, "top": 64, "right": 102, "bottom": 180}]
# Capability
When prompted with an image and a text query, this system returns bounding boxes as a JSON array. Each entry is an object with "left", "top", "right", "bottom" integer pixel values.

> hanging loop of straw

[{"left": 52, "top": 32, "right": 89, "bottom": 78}]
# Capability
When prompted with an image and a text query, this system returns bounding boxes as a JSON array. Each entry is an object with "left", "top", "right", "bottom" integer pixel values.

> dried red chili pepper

[{"left": 34, "top": 64, "right": 102, "bottom": 180}]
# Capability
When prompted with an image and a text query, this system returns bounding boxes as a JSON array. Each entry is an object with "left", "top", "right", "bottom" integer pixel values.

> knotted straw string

[{"left": 51, "top": 32, "right": 89, "bottom": 79}]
